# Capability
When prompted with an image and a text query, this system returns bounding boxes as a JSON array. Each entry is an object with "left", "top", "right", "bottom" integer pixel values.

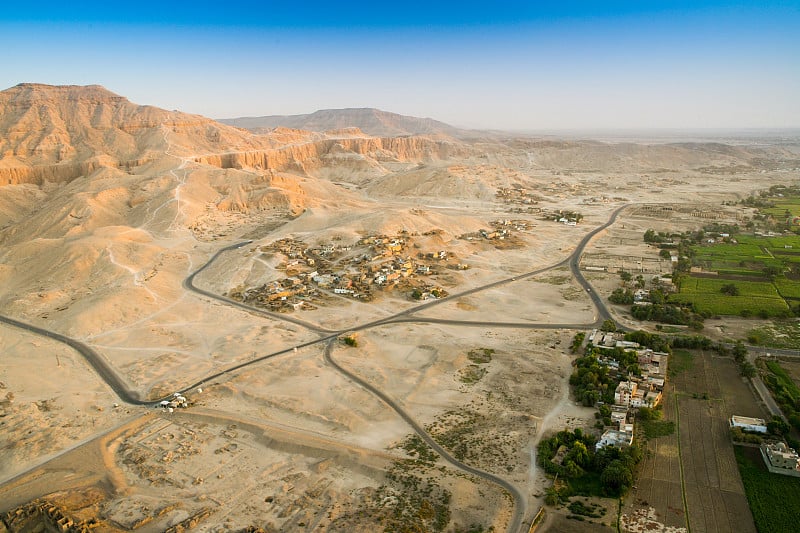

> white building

[
  {"left": 761, "top": 442, "right": 800, "bottom": 474},
  {"left": 596, "top": 428, "right": 634, "bottom": 451},
  {"left": 334, "top": 288, "right": 354, "bottom": 295},
  {"left": 730, "top": 415, "right": 768, "bottom": 434}
]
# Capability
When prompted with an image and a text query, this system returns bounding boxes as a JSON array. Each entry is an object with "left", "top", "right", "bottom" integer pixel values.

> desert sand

[{"left": 1, "top": 84, "right": 798, "bottom": 531}]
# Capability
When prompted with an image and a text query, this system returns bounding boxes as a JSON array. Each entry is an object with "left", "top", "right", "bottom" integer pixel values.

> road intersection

[{"left": 0, "top": 204, "right": 627, "bottom": 532}]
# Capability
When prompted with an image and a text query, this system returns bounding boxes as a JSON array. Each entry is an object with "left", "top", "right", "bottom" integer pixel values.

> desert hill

[
  {"left": 0, "top": 83, "right": 277, "bottom": 186},
  {"left": 0, "top": 84, "right": 481, "bottom": 339},
  {"left": 0, "top": 83, "right": 796, "bottom": 367},
  {"left": 219, "top": 107, "right": 474, "bottom": 138}
]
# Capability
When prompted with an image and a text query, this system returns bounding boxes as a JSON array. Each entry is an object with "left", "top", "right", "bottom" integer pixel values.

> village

[
  {"left": 228, "top": 220, "right": 540, "bottom": 312},
  {"left": 582, "top": 330, "right": 800, "bottom": 476},
  {"left": 585, "top": 329, "right": 668, "bottom": 451},
  {"left": 495, "top": 185, "right": 543, "bottom": 210}
]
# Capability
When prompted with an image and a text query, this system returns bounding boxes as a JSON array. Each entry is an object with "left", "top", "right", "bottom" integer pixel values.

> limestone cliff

[
  {"left": 0, "top": 85, "right": 476, "bottom": 187},
  {"left": 0, "top": 83, "right": 264, "bottom": 185},
  {"left": 194, "top": 136, "right": 470, "bottom": 175}
]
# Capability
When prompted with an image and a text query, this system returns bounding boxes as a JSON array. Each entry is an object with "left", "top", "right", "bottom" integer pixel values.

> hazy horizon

[{"left": 2, "top": 1, "right": 799, "bottom": 130}]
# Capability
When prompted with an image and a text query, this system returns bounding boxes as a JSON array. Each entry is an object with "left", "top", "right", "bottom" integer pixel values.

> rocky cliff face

[
  {"left": 193, "top": 136, "right": 471, "bottom": 176},
  {"left": 0, "top": 84, "right": 263, "bottom": 186},
  {"left": 0, "top": 85, "right": 476, "bottom": 187}
]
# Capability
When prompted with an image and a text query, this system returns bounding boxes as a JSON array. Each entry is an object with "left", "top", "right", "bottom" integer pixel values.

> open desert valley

[{"left": 1, "top": 83, "right": 799, "bottom": 532}]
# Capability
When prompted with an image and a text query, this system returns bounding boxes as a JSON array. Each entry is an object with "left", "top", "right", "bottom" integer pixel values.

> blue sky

[{"left": 2, "top": 1, "right": 798, "bottom": 129}]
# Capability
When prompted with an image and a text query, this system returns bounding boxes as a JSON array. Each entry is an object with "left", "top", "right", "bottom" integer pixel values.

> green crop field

[
  {"left": 735, "top": 447, "right": 800, "bottom": 533},
  {"left": 670, "top": 277, "right": 789, "bottom": 316},
  {"left": 693, "top": 244, "right": 768, "bottom": 267},
  {"left": 715, "top": 269, "right": 767, "bottom": 277},
  {"left": 764, "top": 235, "right": 800, "bottom": 249},
  {"left": 763, "top": 200, "right": 800, "bottom": 221},
  {"left": 692, "top": 240, "right": 786, "bottom": 273},
  {"left": 682, "top": 234, "right": 800, "bottom": 316},
  {"left": 679, "top": 277, "right": 780, "bottom": 297},
  {"left": 670, "top": 293, "right": 789, "bottom": 316},
  {"left": 775, "top": 278, "right": 800, "bottom": 299}
]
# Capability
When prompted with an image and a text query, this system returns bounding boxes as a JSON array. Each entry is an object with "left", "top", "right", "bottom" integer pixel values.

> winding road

[
  {"left": 0, "top": 314, "right": 147, "bottom": 405},
  {"left": 0, "top": 204, "right": 627, "bottom": 532},
  {"left": 323, "top": 339, "right": 529, "bottom": 530}
]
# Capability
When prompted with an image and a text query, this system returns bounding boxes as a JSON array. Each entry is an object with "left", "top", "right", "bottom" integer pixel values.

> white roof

[{"left": 731, "top": 415, "right": 766, "bottom": 425}]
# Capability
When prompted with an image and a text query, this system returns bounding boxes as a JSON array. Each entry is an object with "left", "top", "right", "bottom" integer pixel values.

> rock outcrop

[
  {"left": 193, "top": 136, "right": 470, "bottom": 175},
  {"left": 0, "top": 83, "right": 261, "bottom": 186}
]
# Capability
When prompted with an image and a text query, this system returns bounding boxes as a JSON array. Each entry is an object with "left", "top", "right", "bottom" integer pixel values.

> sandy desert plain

[{"left": 0, "top": 84, "right": 799, "bottom": 532}]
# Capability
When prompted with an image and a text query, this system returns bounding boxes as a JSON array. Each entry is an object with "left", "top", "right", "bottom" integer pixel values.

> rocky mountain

[
  {"left": 0, "top": 83, "right": 277, "bottom": 186},
  {"left": 0, "top": 85, "right": 473, "bottom": 189},
  {"left": 219, "top": 107, "right": 474, "bottom": 138}
]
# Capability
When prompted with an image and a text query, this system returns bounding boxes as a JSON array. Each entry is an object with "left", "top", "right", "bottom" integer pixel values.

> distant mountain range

[{"left": 219, "top": 108, "right": 475, "bottom": 138}]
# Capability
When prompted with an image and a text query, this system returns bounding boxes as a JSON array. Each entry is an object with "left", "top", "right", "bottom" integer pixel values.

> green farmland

[
  {"left": 672, "top": 234, "right": 800, "bottom": 317},
  {"left": 692, "top": 237, "right": 788, "bottom": 276},
  {"left": 670, "top": 282, "right": 790, "bottom": 316},
  {"left": 762, "top": 198, "right": 800, "bottom": 222},
  {"left": 735, "top": 446, "right": 800, "bottom": 533},
  {"left": 775, "top": 277, "right": 800, "bottom": 300}
]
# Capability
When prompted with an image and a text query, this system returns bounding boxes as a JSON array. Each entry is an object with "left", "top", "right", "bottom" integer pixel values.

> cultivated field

[
  {"left": 620, "top": 350, "right": 760, "bottom": 533},
  {"left": 669, "top": 277, "right": 790, "bottom": 317},
  {"left": 673, "top": 230, "right": 800, "bottom": 318},
  {"left": 736, "top": 446, "right": 800, "bottom": 533}
]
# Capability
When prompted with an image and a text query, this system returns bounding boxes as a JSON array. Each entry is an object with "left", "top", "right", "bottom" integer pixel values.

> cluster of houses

[
  {"left": 491, "top": 219, "right": 534, "bottom": 232},
  {"left": 587, "top": 330, "right": 668, "bottom": 451},
  {"left": 495, "top": 186, "right": 541, "bottom": 206},
  {"left": 158, "top": 392, "right": 189, "bottom": 413},
  {"left": 457, "top": 219, "right": 532, "bottom": 245},
  {"left": 544, "top": 209, "right": 583, "bottom": 226},
  {"left": 728, "top": 415, "right": 800, "bottom": 476},
  {"left": 234, "top": 233, "right": 457, "bottom": 311}
]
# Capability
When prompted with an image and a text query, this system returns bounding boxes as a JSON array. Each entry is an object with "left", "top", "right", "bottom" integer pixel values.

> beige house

[
  {"left": 761, "top": 442, "right": 800, "bottom": 474},
  {"left": 614, "top": 381, "right": 637, "bottom": 407}
]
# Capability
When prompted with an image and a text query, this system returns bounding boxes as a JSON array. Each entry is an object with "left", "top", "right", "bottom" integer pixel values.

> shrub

[
  {"left": 601, "top": 319, "right": 617, "bottom": 332},
  {"left": 721, "top": 283, "right": 740, "bottom": 296},
  {"left": 342, "top": 335, "right": 358, "bottom": 347}
]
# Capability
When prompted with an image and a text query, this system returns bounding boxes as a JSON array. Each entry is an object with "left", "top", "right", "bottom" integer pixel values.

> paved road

[
  {"left": 323, "top": 340, "right": 527, "bottom": 532},
  {"left": 747, "top": 346, "right": 800, "bottom": 359},
  {"left": 0, "top": 314, "right": 147, "bottom": 405},
  {"left": 183, "top": 240, "right": 336, "bottom": 335},
  {"left": 388, "top": 317, "right": 593, "bottom": 330},
  {"left": 0, "top": 204, "right": 628, "bottom": 532},
  {"left": 568, "top": 205, "right": 629, "bottom": 325},
  {"left": 750, "top": 375, "right": 784, "bottom": 418},
  {"left": 743, "top": 345, "right": 795, "bottom": 420}
]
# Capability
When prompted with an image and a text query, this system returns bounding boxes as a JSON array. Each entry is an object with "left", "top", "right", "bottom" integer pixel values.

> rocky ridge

[{"left": 219, "top": 107, "right": 473, "bottom": 138}]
